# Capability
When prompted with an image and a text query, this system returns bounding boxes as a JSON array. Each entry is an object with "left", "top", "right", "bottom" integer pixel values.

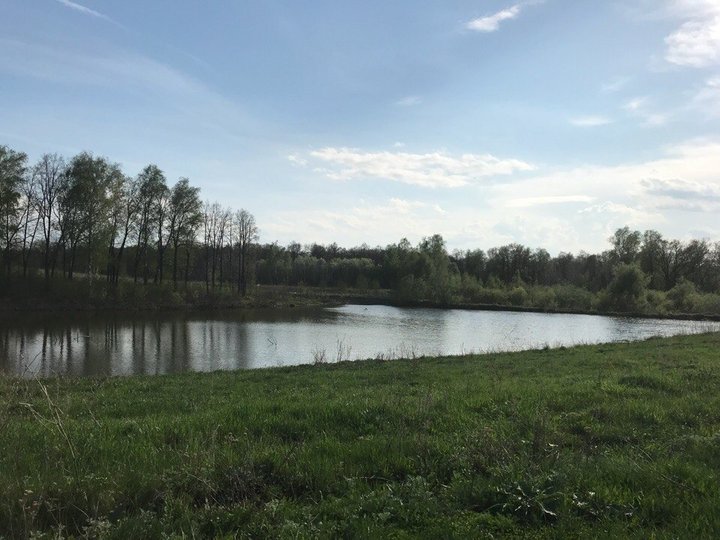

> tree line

[
  {"left": 0, "top": 145, "right": 257, "bottom": 295},
  {"left": 3, "top": 142, "right": 719, "bottom": 314},
  {"left": 251, "top": 228, "right": 719, "bottom": 292}
]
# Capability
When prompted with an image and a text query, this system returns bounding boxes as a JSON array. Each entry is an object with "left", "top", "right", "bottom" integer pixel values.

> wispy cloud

[
  {"left": 507, "top": 195, "right": 594, "bottom": 208},
  {"left": 294, "top": 147, "right": 535, "bottom": 188},
  {"left": 55, "top": 0, "right": 121, "bottom": 26},
  {"left": 0, "top": 38, "right": 258, "bottom": 142},
  {"left": 623, "top": 97, "right": 647, "bottom": 112},
  {"left": 601, "top": 77, "right": 629, "bottom": 93},
  {"left": 577, "top": 202, "right": 657, "bottom": 224},
  {"left": 0, "top": 39, "right": 204, "bottom": 95},
  {"left": 265, "top": 198, "right": 450, "bottom": 247},
  {"left": 570, "top": 116, "right": 613, "bottom": 127},
  {"left": 466, "top": 5, "right": 522, "bottom": 32},
  {"left": 287, "top": 154, "right": 308, "bottom": 167},
  {"left": 622, "top": 96, "right": 669, "bottom": 126},
  {"left": 396, "top": 95, "right": 422, "bottom": 107},
  {"left": 691, "top": 76, "right": 720, "bottom": 116}
]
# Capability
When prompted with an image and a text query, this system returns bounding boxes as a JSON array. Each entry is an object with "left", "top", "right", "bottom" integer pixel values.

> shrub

[
  {"left": 645, "top": 289, "right": 669, "bottom": 314},
  {"left": 552, "top": 285, "right": 594, "bottom": 311},
  {"left": 606, "top": 264, "right": 649, "bottom": 312},
  {"left": 693, "top": 293, "right": 720, "bottom": 314},
  {"left": 474, "top": 288, "right": 509, "bottom": 305},
  {"left": 529, "top": 287, "right": 557, "bottom": 310},
  {"left": 508, "top": 287, "right": 529, "bottom": 307},
  {"left": 667, "top": 279, "right": 697, "bottom": 312}
]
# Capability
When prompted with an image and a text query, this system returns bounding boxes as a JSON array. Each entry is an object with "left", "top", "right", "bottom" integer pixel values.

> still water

[{"left": 1, "top": 305, "right": 718, "bottom": 378}]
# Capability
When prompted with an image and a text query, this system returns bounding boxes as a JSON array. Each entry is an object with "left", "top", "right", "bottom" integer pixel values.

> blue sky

[{"left": 1, "top": 0, "right": 719, "bottom": 253}]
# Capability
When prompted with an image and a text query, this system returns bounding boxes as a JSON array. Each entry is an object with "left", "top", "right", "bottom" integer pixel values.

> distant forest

[{"left": 2, "top": 144, "right": 719, "bottom": 315}]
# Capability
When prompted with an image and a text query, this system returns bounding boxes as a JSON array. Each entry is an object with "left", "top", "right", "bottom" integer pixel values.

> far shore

[{"left": 2, "top": 284, "right": 720, "bottom": 322}]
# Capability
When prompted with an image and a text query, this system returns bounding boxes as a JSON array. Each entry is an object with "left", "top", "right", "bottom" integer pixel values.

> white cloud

[
  {"left": 396, "top": 96, "right": 422, "bottom": 107},
  {"left": 264, "top": 198, "right": 452, "bottom": 247},
  {"left": 661, "top": 1, "right": 720, "bottom": 67},
  {"left": 287, "top": 154, "right": 308, "bottom": 167},
  {"left": 55, "top": 0, "right": 121, "bottom": 26},
  {"left": 601, "top": 77, "right": 629, "bottom": 93},
  {"left": 507, "top": 195, "right": 595, "bottom": 208},
  {"left": 570, "top": 116, "right": 613, "bottom": 127},
  {"left": 466, "top": 5, "right": 522, "bottom": 32},
  {"left": 506, "top": 139, "right": 720, "bottom": 202},
  {"left": 296, "top": 147, "right": 535, "bottom": 188},
  {"left": 622, "top": 96, "right": 669, "bottom": 126},
  {"left": 386, "top": 198, "right": 447, "bottom": 215},
  {"left": 691, "top": 76, "right": 720, "bottom": 115},
  {"left": 666, "top": 16, "right": 720, "bottom": 67},
  {"left": 665, "top": 0, "right": 720, "bottom": 19},
  {"left": 641, "top": 177, "right": 720, "bottom": 211},
  {"left": 275, "top": 139, "right": 720, "bottom": 252},
  {"left": 484, "top": 138, "right": 720, "bottom": 240},
  {"left": 623, "top": 97, "right": 647, "bottom": 112},
  {"left": 578, "top": 202, "right": 659, "bottom": 225}
]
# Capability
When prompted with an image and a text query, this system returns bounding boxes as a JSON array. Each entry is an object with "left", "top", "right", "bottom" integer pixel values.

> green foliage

[
  {"left": 609, "top": 226, "right": 642, "bottom": 264},
  {"left": 0, "top": 145, "right": 28, "bottom": 271},
  {"left": 551, "top": 284, "right": 594, "bottom": 311},
  {"left": 3, "top": 334, "right": 720, "bottom": 537},
  {"left": 508, "top": 286, "right": 529, "bottom": 306},
  {"left": 606, "top": 264, "right": 649, "bottom": 312},
  {"left": 694, "top": 293, "right": 720, "bottom": 314},
  {"left": 667, "top": 279, "right": 698, "bottom": 312},
  {"left": 645, "top": 289, "right": 670, "bottom": 314}
]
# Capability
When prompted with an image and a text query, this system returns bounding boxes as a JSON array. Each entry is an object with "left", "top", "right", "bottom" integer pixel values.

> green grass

[{"left": 2, "top": 334, "right": 720, "bottom": 538}]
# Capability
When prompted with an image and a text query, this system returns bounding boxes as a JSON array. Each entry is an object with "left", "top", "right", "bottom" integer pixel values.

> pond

[{"left": 1, "top": 305, "right": 718, "bottom": 377}]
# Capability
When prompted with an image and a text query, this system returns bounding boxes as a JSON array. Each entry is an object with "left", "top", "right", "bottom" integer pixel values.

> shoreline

[{"left": 2, "top": 291, "right": 720, "bottom": 322}]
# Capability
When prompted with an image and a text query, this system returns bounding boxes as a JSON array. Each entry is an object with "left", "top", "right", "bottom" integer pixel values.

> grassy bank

[
  {"left": 2, "top": 334, "right": 720, "bottom": 538},
  {"left": 0, "top": 277, "right": 390, "bottom": 312}
]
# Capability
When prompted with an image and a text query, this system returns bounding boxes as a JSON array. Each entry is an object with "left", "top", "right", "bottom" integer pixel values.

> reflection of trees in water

[
  {"left": 195, "top": 320, "right": 251, "bottom": 372},
  {"left": 0, "top": 309, "right": 328, "bottom": 377},
  {"left": 230, "top": 322, "right": 251, "bottom": 371},
  {"left": 4, "top": 309, "right": 718, "bottom": 378}
]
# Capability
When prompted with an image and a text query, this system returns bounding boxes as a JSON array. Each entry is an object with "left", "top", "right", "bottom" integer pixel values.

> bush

[
  {"left": 508, "top": 287, "right": 529, "bottom": 307},
  {"left": 474, "top": 288, "right": 509, "bottom": 305},
  {"left": 645, "top": 289, "right": 669, "bottom": 314},
  {"left": 529, "top": 287, "right": 557, "bottom": 310},
  {"left": 693, "top": 293, "right": 720, "bottom": 314},
  {"left": 667, "top": 279, "right": 697, "bottom": 312},
  {"left": 606, "top": 264, "right": 649, "bottom": 312},
  {"left": 552, "top": 285, "right": 594, "bottom": 311}
]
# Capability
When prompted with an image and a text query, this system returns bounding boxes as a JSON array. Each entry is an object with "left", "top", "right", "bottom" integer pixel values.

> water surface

[{"left": 1, "top": 305, "right": 717, "bottom": 377}]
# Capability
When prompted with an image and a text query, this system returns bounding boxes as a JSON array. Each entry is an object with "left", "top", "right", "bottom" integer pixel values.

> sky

[{"left": 1, "top": 0, "right": 720, "bottom": 254}]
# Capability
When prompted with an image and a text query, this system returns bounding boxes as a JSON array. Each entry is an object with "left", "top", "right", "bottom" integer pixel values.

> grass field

[{"left": 1, "top": 333, "right": 720, "bottom": 538}]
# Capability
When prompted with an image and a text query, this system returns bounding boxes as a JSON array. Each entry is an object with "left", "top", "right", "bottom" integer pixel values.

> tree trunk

[
  {"left": 239, "top": 245, "right": 247, "bottom": 297},
  {"left": 205, "top": 244, "right": 210, "bottom": 293},
  {"left": 172, "top": 239, "right": 179, "bottom": 288},
  {"left": 68, "top": 242, "right": 78, "bottom": 280},
  {"left": 185, "top": 247, "right": 191, "bottom": 289}
]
